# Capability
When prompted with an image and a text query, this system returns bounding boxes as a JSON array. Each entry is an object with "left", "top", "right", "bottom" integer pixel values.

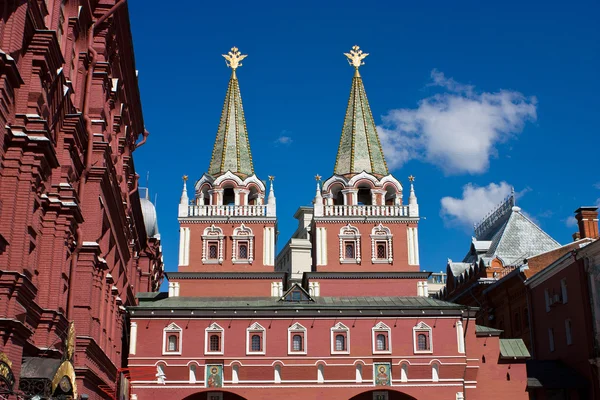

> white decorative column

[
  {"left": 178, "top": 227, "right": 190, "bottom": 266},
  {"left": 316, "top": 227, "right": 328, "bottom": 266},
  {"left": 168, "top": 282, "right": 175, "bottom": 297},
  {"left": 129, "top": 322, "right": 137, "bottom": 355},
  {"left": 407, "top": 226, "right": 419, "bottom": 265},
  {"left": 263, "top": 227, "right": 275, "bottom": 266},
  {"left": 456, "top": 320, "right": 465, "bottom": 353}
]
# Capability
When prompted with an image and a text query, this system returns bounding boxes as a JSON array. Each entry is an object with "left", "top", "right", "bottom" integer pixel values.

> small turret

[
  {"left": 408, "top": 175, "right": 418, "bottom": 217},
  {"left": 178, "top": 175, "right": 189, "bottom": 217}
]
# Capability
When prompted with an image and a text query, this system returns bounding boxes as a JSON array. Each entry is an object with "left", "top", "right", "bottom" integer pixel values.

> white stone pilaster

[
  {"left": 129, "top": 322, "right": 137, "bottom": 355},
  {"left": 457, "top": 320, "right": 465, "bottom": 353}
]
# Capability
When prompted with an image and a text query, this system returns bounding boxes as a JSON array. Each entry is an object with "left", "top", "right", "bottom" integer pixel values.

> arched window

[
  {"left": 417, "top": 333, "right": 428, "bottom": 351},
  {"left": 189, "top": 364, "right": 197, "bottom": 383},
  {"left": 293, "top": 334, "right": 303, "bottom": 351},
  {"left": 223, "top": 187, "right": 235, "bottom": 205},
  {"left": 401, "top": 363, "right": 408, "bottom": 382},
  {"left": 335, "top": 334, "right": 345, "bottom": 351},
  {"left": 376, "top": 334, "right": 386, "bottom": 351},
  {"left": 357, "top": 187, "right": 372, "bottom": 205},
  {"left": 168, "top": 335, "right": 177, "bottom": 352},
  {"left": 371, "top": 224, "right": 393, "bottom": 263},
  {"left": 210, "top": 334, "right": 220, "bottom": 352},
  {"left": 432, "top": 363, "right": 439, "bottom": 382},
  {"left": 339, "top": 224, "right": 361, "bottom": 263},
  {"left": 251, "top": 334, "right": 261, "bottom": 352}
]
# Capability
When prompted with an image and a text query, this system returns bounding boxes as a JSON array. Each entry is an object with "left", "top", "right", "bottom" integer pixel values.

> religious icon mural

[
  {"left": 373, "top": 362, "right": 391, "bottom": 386},
  {"left": 206, "top": 364, "right": 223, "bottom": 388}
]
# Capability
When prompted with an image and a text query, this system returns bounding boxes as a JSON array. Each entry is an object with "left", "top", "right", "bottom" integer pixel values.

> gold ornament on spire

[
  {"left": 268, "top": 175, "right": 275, "bottom": 181},
  {"left": 222, "top": 47, "right": 247, "bottom": 70},
  {"left": 182, "top": 175, "right": 188, "bottom": 182},
  {"left": 344, "top": 45, "right": 369, "bottom": 70},
  {"left": 408, "top": 175, "right": 415, "bottom": 183},
  {"left": 315, "top": 174, "right": 322, "bottom": 181}
]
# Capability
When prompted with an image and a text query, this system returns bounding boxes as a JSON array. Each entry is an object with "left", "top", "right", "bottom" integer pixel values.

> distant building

[
  {"left": 0, "top": 1, "right": 163, "bottom": 399},
  {"left": 525, "top": 208, "right": 599, "bottom": 399},
  {"left": 128, "top": 46, "right": 528, "bottom": 400},
  {"left": 427, "top": 272, "right": 447, "bottom": 297}
]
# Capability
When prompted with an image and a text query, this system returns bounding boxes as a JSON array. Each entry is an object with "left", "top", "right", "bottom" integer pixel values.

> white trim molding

[
  {"left": 232, "top": 223, "right": 254, "bottom": 264},
  {"left": 372, "top": 322, "right": 392, "bottom": 354},
  {"left": 246, "top": 322, "right": 266, "bottom": 355},
  {"left": 205, "top": 322, "right": 224, "bottom": 355},
  {"left": 178, "top": 227, "right": 190, "bottom": 266},
  {"left": 339, "top": 224, "right": 361, "bottom": 263},
  {"left": 130, "top": 321, "right": 138, "bottom": 355},
  {"left": 263, "top": 226, "right": 276, "bottom": 266},
  {"left": 370, "top": 223, "right": 393, "bottom": 263},
  {"left": 316, "top": 227, "right": 328, "bottom": 266},
  {"left": 407, "top": 226, "right": 419, "bottom": 265},
  {"left": 288, "top": 322, "right": 307, "bottom": 355},
  {"left": 413, "top": 321, "right": 433, "bottom": 354},
  {"left": 163, "top": 323, "right": 182, "bottom": 356},
  {"left": 330, "top": 322, "right": 350, "bottom": 355},
  {"left": 202, "top": 225, "right": 224, "bottom": 264}
]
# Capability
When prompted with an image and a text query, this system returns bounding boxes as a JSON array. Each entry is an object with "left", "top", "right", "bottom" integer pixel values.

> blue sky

[{"left": 128, "top": 0, "right": 599, "bottom": 277}]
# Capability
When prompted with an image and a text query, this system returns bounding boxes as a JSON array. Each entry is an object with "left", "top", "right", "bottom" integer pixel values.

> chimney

[{"left": 574, "top": 206, "right": 599, "bottom": 239}]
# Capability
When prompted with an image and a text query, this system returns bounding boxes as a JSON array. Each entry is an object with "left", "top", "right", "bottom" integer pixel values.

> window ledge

[
  {"left": 288, "top": 351, "right": 307, "bottom": 355},
  {"left": 331, "top": 350, "right": 350, "bottom": 355},
  {"left": 340, "top": 259, "right": 361, "bottom": 264},
  {"left": 205, "top": 351, "right": 224, "bottom": 356},
  {"left": 246, "top": 351, "right": 266, "bottom": 355},
  {"left": 203, "top": 260, "right": 222, "bottom": 265},
  {"left": 232, "top": 260, "right": 252, "bottom": 264},
  {"left": 373, "top": 350, "right": 392, "bottom": 355},
  {"left": 414, "top": 350, "right": 433, "bottom": 354},
  {"left": 162, "top": 351, "right": 181, "bottom": 356},
  {"left": 372, "top": 259, "right": 392, "bottom": 264}
]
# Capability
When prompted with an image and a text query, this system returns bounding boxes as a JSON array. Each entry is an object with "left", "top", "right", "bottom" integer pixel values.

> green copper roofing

[
  {"left": 334, "top": 71, "right": 389, "bottom": 176},
  {"left": 208, "top": 70, "right": 254, "bottom": 177},
  {"left": 499, "top": 338, "right": 531, "bottom": 359}
]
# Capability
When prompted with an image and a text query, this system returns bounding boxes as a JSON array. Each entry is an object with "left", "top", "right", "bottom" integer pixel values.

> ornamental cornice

[
  {"left": 314, "top": 217, "right": 419, "bottom": 224},
  {"left": 178, "top": 217, "right": 276, "bottom": 224}
]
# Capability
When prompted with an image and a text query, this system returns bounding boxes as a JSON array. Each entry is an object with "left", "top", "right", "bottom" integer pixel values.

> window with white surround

[
  {"left": 370, "top": 223, "right": 393, "bottom": 263},
  {"left": 232, "top": 224, "right": 254, "bottom": 263},
  {"left": 372, "top": 322, "right": 392, "bottom": 354},
  {"left": 246, "top": 322, "right": 266, "bottom": 355},
  {"left": 205, "top": 323, "right": 224, "bottom": 355},
  {"left": 317, "top": 364, "right": 324, "bottom": 383},
  {"left": 163, "top": 323, "right": 182, "bottom": 355},
  {"left": 189, "top": 364, "right": 197, "bottom": 383},
  {"left": 202, "top": 225, "right": 224, "bottom": 264},
  {"left": 565, "top": 319, "right": 572, "bottom": 345},
  {"left": 288, "top": 322, "right": 307, "bottom": 354},
  {"left": 561, "top": 278, "right": 568, "bottom": 304},
  {"left": 232, "top": 364, "right": 239, "bottom": 384},
  {"left": 373, "top": 391, "right": 388, "bottom": 400},
  {"left": 308, "top": 281, "right": 320, "bottom": 296},
  {"left": 339, "top": 224, "right": 361, "bottom": 263},
  {"left": 400, "top": 363, "right": 408, "bottom": 382},
  {"left": 413, "top": 321, "right": 433, "bottom": 353},
  {"left": 432, "top": 363, "right": 439, "bottom": 382},
  {"left": 271, "top": 281, "right": 284, "bottom": 297},
  {"left": 274, "top": 364, "right": 282, "bottom": 383},
  {"left": 548, "top": 328, "right": 555, "bottom": 352},
  {"left": 355, "top": 363, "right": 363, "bottom": 383},
  {"left": 331, "top": 322, "right": 350, "bottom": 354}
]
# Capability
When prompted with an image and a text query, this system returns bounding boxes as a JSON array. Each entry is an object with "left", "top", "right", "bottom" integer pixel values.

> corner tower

[
  {"left": 308, "top": 46, "right": 422, "bottom": 295},
  {"left": 177, "top": 48, "right": 277, "bottom": 277}
]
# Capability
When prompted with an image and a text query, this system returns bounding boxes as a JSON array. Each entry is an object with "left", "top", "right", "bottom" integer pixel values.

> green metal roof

[
  {"left": 333, "top": 71, "right": 388, "bottom": 176},
  {"left": 475, "top": 324, "right": 504, "bottom": 335},
  {"left": 208, "top": 70, "right": 254, "bottom": 177},
  {"left": 133, "top": 295, "right": 462, "bottom": 310},
  {"left": 499, "top": 338, "right": 531, "bottom": 359}
]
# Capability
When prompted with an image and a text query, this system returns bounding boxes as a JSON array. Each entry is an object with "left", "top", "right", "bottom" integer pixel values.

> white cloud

[
  {"left": 378, "top": 70, "right": 537, "bottom": 174},
  {"left": 441, "top": 181, "right": 514, "bottom": 227},
  {"left": 565, "top": 216, "right": 578, "bottom": 228},
  {"left": 594, "top": 182, "right": 600, "bottom": 189},
  {"left": 274, "top": 134, "right": 293, "bottom": 146}
]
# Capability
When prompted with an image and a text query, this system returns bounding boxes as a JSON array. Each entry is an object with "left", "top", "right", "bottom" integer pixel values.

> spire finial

[
  {"left": 180, "top": 175, "right": 189, "bottom": 206},
  {"left": 182, "top": 175, "right": 188, "bottom": 182},
  {"left": 344, "top": 45, "right": 369, "bottom": 77},
  {"left": 268, "top": 175, "right": 275, "bottom": 182},
  {"left": 408, "top": 175, "right": 415, "bottom": 183},
  {"left": 223, "top": 47, "right": 247, "bottom": 71},
  {"left": 315, "top": 174, "right": 321, "bottom": 181}
]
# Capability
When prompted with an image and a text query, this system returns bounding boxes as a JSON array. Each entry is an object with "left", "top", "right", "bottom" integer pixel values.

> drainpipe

[
  {"left": 68, "top": 0, "right": 127, "bottom": 320},
  {"left": 135, "top": 129, "right": 149, "bottom": 149}
]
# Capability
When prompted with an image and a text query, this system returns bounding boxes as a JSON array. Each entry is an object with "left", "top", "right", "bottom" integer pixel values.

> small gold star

[
  {"left": 315, "top": 174, "right": 322, "bottom": 181},
  {"left": 268, "top": 176, "right": 275, "bottom": 181},
  {"left": 408, "top": 175, "right": 415, "bottom": 183},
  {"left": 182, "top": 175, "right": 188, "bottom": 182}
]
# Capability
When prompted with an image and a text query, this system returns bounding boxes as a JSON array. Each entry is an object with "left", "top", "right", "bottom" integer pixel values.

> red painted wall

[
  {"left": 176, "top": 279, "right": 274, "bottom": 297},
  {"left": 315, "top": 278, "right": 420, "bottom": 297}
]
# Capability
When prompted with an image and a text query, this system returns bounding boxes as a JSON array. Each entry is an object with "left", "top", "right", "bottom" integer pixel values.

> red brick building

[
  {"left": 129, "top": 47, "right": 529, "bottom": 400},
  {"left": 525, "top": 208, "right": 600, "bottom": 400},
  {"left": 0, "top": 1, "right": 162, "bottom": 399}
]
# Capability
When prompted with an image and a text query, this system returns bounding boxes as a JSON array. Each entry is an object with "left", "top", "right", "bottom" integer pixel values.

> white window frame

[
  {"left": 232, "top": 223, "right": 254, "bottom": 264},
  {"left": 246, "top": 322, "right": 266, "bottom": 355},
  {"left": 330, "top": 322, "right": 350, "bottom": 354},
  {"left": 205, "top": 322, "right": 224, "bottom": 355},
  {"left": 202, "top": 225, "right": 224, "bottom": 264},
  {"left": 565, "top": 319, "right": 573, "bottom": 346},
  {"left": 561, "top": 278, "right": 568, "bottom": 304},
  {"left": 339, "top": 224, "right": 361, "bottom": 263},
  {"left": 288, "top": 322, "right": 307, "bottom": 355},
  {"left": 372, "top": 322, "right": 392, "bottom": 354},
  {"left": 370, "top": 223, "right": 393, "bottom": 263},
  {"left": 162, "top": 322, "right": 182, "bottom": 355},
  {"left": 413, "top": 321, "right": 433, "bottom": 354}
]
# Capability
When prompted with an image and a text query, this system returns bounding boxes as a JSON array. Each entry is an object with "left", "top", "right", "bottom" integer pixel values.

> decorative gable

[
  {"left": 165, "top": 323, "right": 182, "bottom": 331},
  {"left": 248, "top": 322, "right": 265, "bottom": 331},
  {"left": 207, "top": 322, "right": 224, "bottom": 331},
  {"left": 373, "top": 322, "right": 391, "bottom": 330},
  {"left": 332, "top": 322, "right": 349, "bottom": 331},
  {"left": 289, "top": 322, "right": 306, "bottom": 331},
  {"left": 414, "top": 321, "right": 431, "bottom": 330},
  {"left": 280, "top": 283, "right": 313, "bottom": 302}
]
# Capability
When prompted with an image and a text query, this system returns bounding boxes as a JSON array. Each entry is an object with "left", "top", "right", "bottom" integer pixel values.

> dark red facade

[{"left": 0, "top": 1, "right": 162, "bottom": 399}]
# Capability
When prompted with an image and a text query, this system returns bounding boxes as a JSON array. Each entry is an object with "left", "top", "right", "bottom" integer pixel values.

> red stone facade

[{"left": 0, "top": 1, "right": 162, "bottom": 399}]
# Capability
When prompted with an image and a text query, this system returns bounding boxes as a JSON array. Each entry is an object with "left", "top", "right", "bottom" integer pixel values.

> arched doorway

[
  {"left": 182, "top": 391, "right": 248, "bottom": 400},
  {"left": 349, "top": 389, "right": 418, "bottom": 400}
]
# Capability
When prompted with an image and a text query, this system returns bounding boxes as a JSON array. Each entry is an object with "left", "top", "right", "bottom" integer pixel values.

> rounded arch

[
  {"left": 349, "top": 390, "right": 418, "bottom": 400},
  {"left": 182, "top": 391, "right": 249, "bottom": 400}
]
